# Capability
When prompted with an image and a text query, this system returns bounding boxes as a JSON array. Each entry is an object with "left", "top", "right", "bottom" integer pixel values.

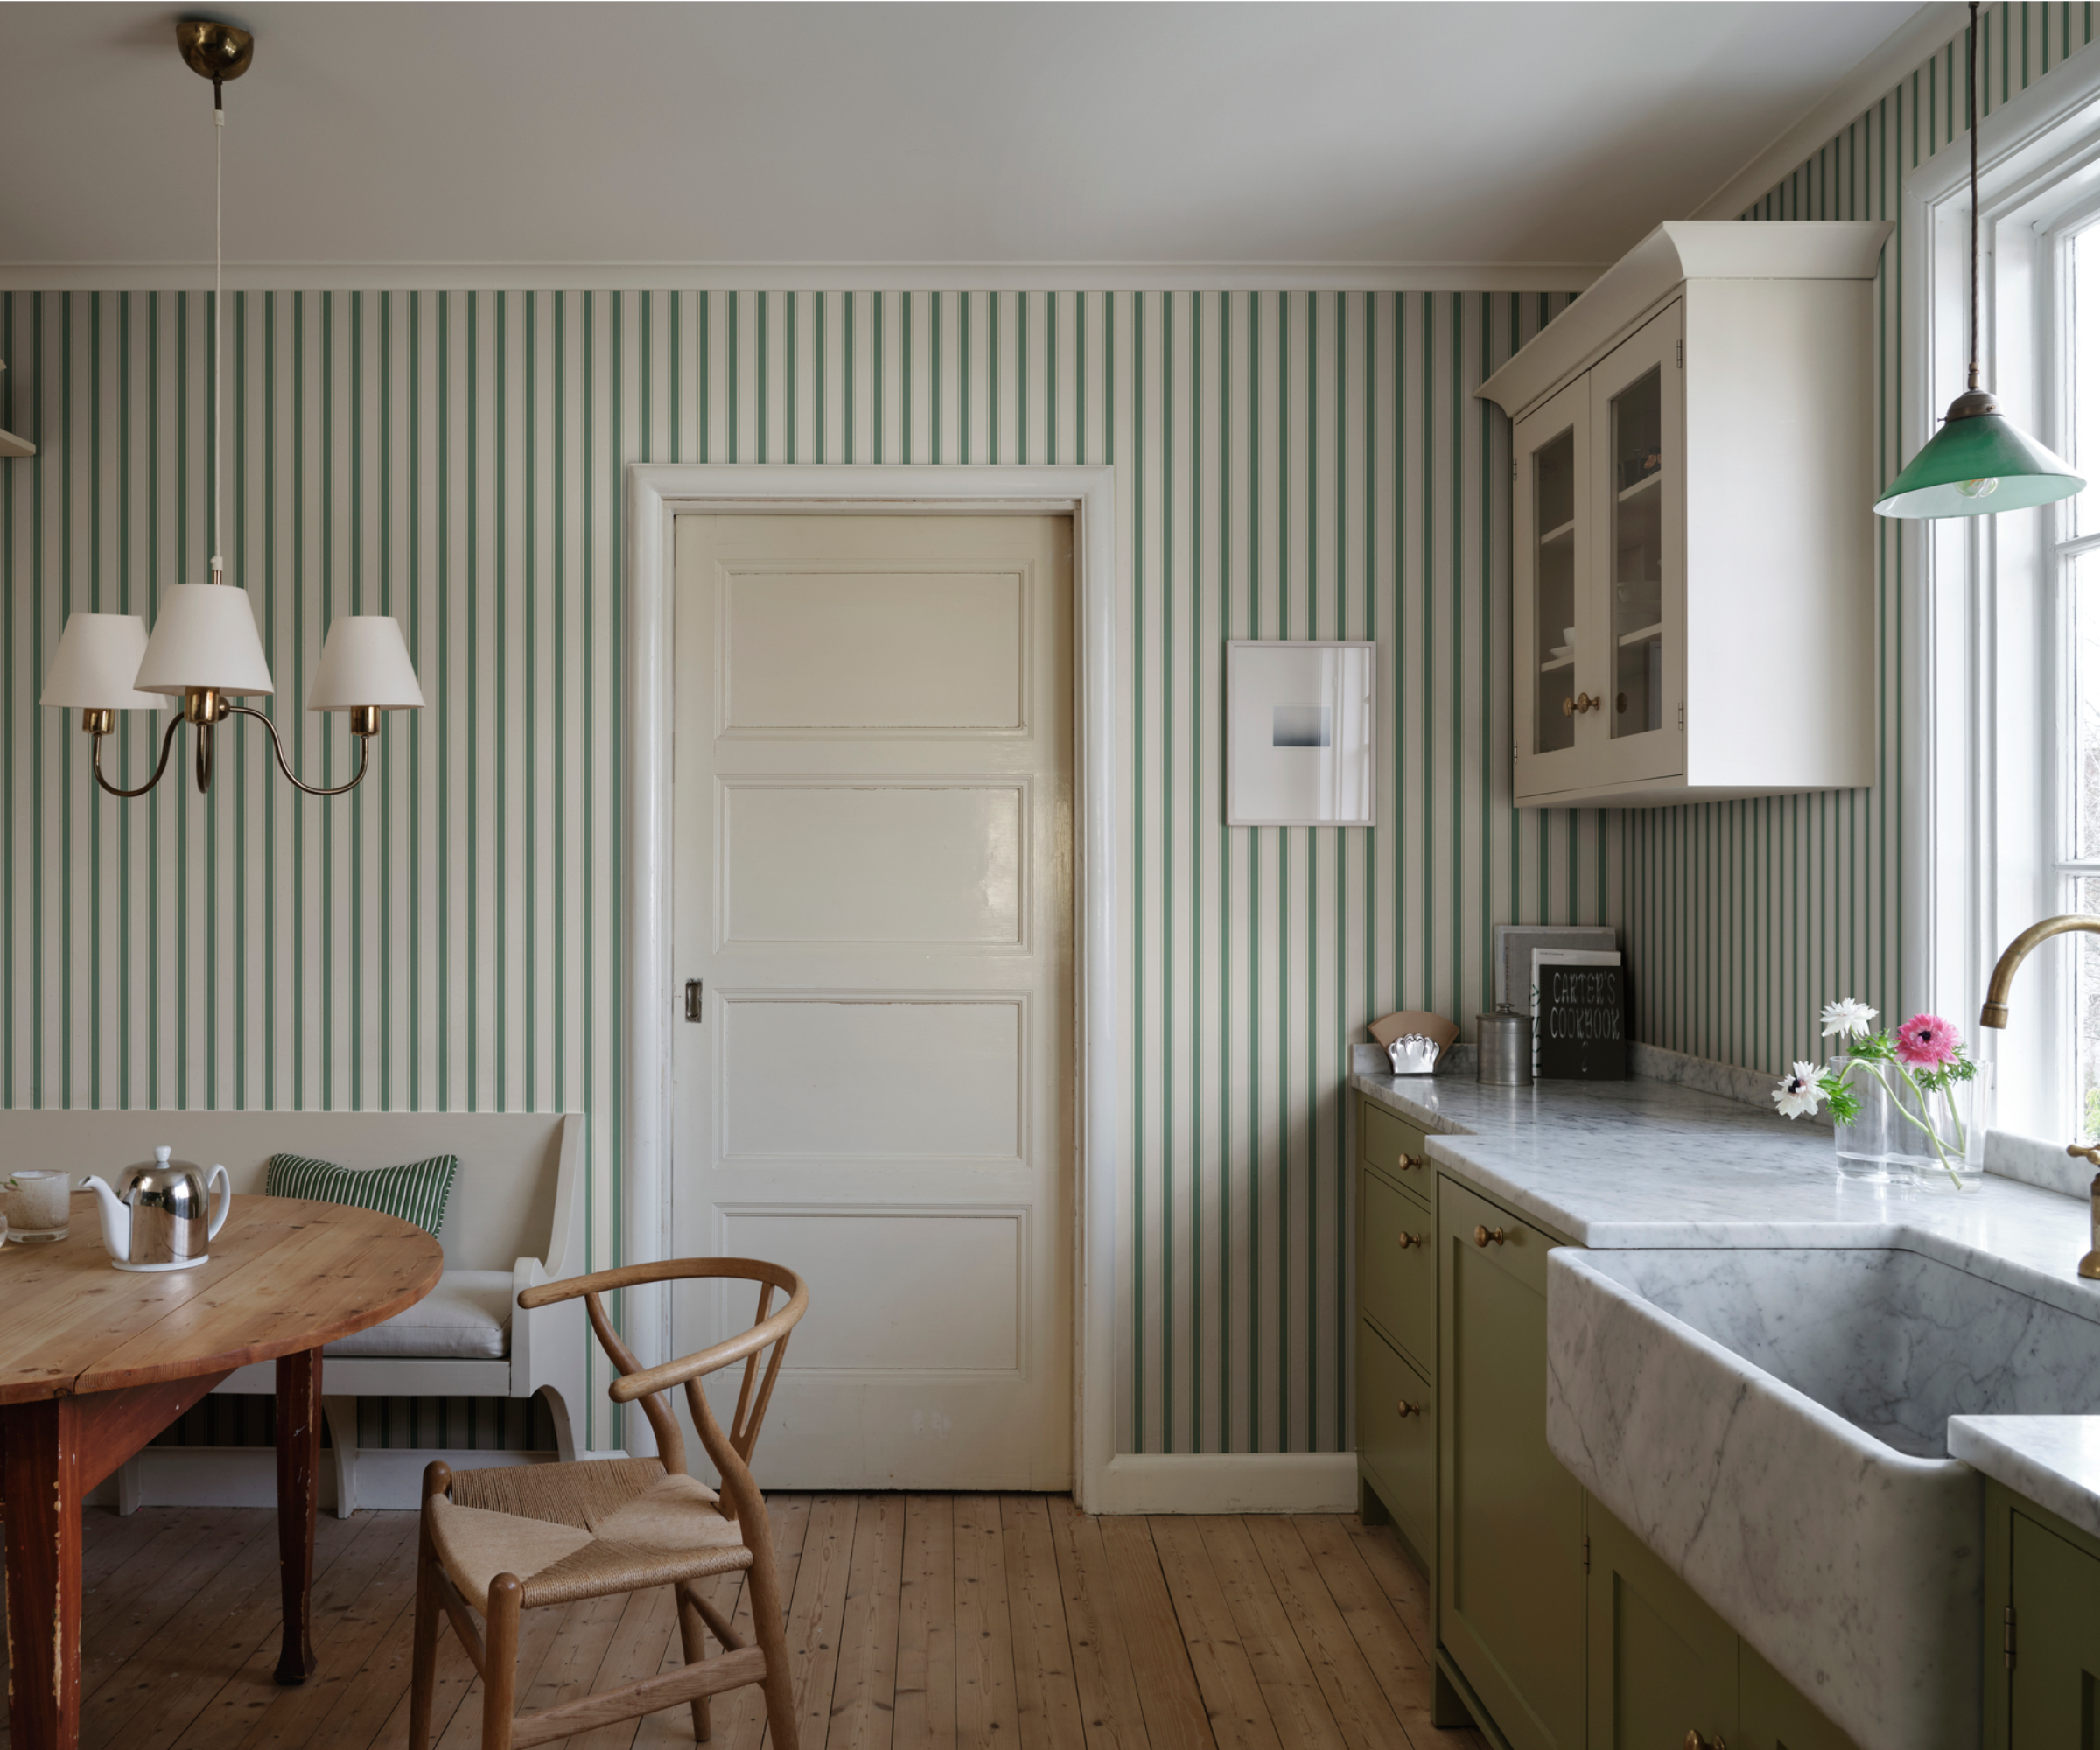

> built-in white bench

[{"left": 3, "top": 1110, "right": 589, "bottom": 1514}]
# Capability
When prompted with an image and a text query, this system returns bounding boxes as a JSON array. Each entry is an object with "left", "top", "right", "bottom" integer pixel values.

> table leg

[
  {"left": 3, "top": 1396, "right": 84, "bottom": 1748},
  {"left": 275, "top": 1346, "right": 322, "bottom": 1684}
]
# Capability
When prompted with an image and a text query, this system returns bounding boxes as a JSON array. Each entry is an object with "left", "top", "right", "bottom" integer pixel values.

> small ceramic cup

[{"left": 5, "top": 1170, "right": 71, "bottom": 1242}]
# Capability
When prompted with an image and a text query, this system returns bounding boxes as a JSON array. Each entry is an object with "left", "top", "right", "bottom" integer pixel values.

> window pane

[
  {"left": 1534, "top": 427, "right": 1576, "bottom": 754},
  {"left": 2076, "top": 876, "right": 2100, "bottom": 1140},
  {"left": 1609, "top": 367, "right": 1663, "bottom": 738},
  {"left": 2071, "top": 224, "right": 2100, "bottom": 536},
  {"left": 2075, "top": 550, "right": 2100, "bottom": 858}
]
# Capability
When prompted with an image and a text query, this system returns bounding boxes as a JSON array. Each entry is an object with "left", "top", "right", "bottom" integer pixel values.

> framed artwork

[{"left": 1224, "top": 640, "right": 1377, "bottom": 826}]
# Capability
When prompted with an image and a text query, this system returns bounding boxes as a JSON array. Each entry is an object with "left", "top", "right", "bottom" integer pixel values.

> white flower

[
  {"left": 1819, "top": 998, "right": 1878, "bottom": 1040},
  {"left": 1772, "top": 1061, "right": 1829, "bottom": 1120}
]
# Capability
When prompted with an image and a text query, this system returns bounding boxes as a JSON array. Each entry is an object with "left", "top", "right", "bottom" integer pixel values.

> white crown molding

[
  {"left": 1691, "top": 0, "right": 1969, "bottom": 220},
  {"left": 0, "top": 260, "right": 1603, "bottom": 296}
]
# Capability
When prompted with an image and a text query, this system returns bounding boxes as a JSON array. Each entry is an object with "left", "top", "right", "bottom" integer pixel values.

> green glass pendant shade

[{"left": 1874, "top": 391, "right": 2084, "bottom": 519}]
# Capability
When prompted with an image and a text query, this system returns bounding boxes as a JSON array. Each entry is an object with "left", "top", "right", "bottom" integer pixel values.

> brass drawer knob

[
  {"left": 1395, "top": 1152, "right": 1423, "bottom": 1170},
  {"left": 1474, "top": 1224, "right": 1507, "bottom": 1248},
  {"left": 1396, "top": 1400, "right": 1422, "bottom": 1418},
  {"left": 1396, "top": 1231, "right": 1423, "bottom": 1250}
]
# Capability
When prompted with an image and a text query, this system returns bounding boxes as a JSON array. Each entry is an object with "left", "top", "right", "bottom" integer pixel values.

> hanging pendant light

[
  {"left": 1876, "top": 1, "right": 2084, "bottom": 518},
  {"left": 39, "top": 19, "right": 423, "bottom": 798}
]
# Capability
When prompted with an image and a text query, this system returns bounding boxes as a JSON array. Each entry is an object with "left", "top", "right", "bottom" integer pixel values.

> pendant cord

[
  {"left": 1970, "top": 0, "right": 1982, "bottom": 393},
  {"left": 211, "top": 75, "right": 225, "bottom": 584}
]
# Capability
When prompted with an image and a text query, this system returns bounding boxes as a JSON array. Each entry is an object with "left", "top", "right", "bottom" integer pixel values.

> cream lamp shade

[
  {"left": 134, "top": 584, "right": 276, "bottom": 696},
  {"left": 40, "top": 612, "right": 159, "bottom": 709},
  {"left": 307, "top": 615, "right": 424, "bottom": 710}
]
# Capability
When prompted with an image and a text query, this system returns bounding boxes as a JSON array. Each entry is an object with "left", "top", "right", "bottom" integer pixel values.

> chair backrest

[
  {"left": 0, "top": 1109, "right": 583, "bottom": 1276},
  {"left": 518, "top": 1257, "right": 808, "bottom": 1525}
]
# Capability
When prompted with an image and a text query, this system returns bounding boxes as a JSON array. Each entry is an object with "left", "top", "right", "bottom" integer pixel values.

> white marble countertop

[
  {"left": 1948, "top": 1416, "right": 2100, "bottom": 1543},
  {"left": 1355, "top": 1066, "right": 2100, "bottom": 1345}
]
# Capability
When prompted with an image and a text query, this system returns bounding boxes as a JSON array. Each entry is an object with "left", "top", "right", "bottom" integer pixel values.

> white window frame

[{"left": 1905, "top": 47, "right": 2100, "bottom": 1138}]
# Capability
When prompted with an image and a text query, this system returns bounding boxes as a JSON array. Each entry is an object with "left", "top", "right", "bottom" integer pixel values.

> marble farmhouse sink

[{"left": 1546, "top": 1246, "right": 2100, "bottom": 1750}]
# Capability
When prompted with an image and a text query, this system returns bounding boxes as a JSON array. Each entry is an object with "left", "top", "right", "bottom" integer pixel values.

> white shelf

[
  {"left": 1539, "top": 655, "right": 1574, "bottom": 673},
  {"left": 1616, "top": 471, "right": 1661, "bottom": 503},
  {"left": 1539, "top": 518, "right": 1575, "bottom": 545},
  {"left": 0, "top": 429, "right": 32, "bottom": 459},
  {"left": 1617, "top": 622, "right": 1663, "bottom": 647}
]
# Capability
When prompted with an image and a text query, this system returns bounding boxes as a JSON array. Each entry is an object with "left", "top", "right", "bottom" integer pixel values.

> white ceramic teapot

[{"left": 81, "top": 1145, "right": 231, "bottom": 1271}]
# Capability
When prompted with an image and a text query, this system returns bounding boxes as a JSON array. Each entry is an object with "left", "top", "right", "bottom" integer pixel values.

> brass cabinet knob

[
  {"left": 1684, "top": 1732, "right": 1725, "bottom": 1750},
  {"left": 1395, "top": 1151, "right": 1423, "bottom": 1171},
  {"left": 1562, "top": 694, "right": 1575, "bottom": 717},
  {"left": 1474, "top": 1224, "right": 1507, "bottom": 1248},
  {"left": 1396, "top": 1400, "right": 1422, "bottom": 1418},
  {"left": 1563, "top": 691, "right": 1601, "bottom": 716},
  {"left": 1396, "top": 1231, "right": 1423, "bottom": 1250}
]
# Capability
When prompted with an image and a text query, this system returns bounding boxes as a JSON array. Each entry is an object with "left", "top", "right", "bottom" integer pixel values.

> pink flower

[{"left": 1894, "top": 1012, "right": 1960, "bottom": 1068}]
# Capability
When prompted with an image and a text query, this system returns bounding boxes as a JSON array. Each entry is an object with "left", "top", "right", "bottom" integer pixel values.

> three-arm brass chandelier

[{"left": 39, "top": 19, "right": 424, "bottom": 797}]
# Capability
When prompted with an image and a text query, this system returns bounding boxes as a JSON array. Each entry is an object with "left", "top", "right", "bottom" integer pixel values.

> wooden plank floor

[{"left": 1, "top": 1495, "right": 1489, "bottom": 1750}]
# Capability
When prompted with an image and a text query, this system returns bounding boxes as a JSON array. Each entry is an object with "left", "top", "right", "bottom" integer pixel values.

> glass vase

[
  {"left": 1830, "top": 1054, "right": 1894, "bottom": 1180},
  {"left": 1886, "top": 1059, "right": 1992, "bottom": 1193}
]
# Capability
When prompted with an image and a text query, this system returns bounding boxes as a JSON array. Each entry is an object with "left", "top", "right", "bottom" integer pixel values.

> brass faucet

[
  {"left": 1983, "top": 915, "right": 2100, "bottom": 1280},
  {"left": 1980, "top": 914, "right": 2100, "bottom": 1029}
]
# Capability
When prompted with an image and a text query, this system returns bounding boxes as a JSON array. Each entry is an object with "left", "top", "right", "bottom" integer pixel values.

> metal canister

[{"left": 1476, "top": 1005, "right": 1533, "bottom": 1085}]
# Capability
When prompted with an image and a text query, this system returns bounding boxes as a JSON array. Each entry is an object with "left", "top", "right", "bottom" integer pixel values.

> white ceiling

[{"left": 0, "top": 2, "right": 1929, "bottom": 278}]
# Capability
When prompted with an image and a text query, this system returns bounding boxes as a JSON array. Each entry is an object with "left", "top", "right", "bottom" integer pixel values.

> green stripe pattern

[
  {"left": 8, "top": 1, "right": 2089, "bottom": 1458},
  {"left": 1, "top": 284, "right": 1599, "bottom": 1458},
  {"left": 264, "top": 1149, "right": 459, "bottom": 1237},
  {"left": 1620, "top": 3, "right": 2096, "bottom": 1084}
]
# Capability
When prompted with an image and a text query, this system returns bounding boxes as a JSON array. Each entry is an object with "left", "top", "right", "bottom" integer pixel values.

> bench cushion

[
  {"left": 326, "top": 1269, "right": 512, "bottom": 1359},
  {"left": 266, "top": 1151, "right": 460, "bottom": 1237}
]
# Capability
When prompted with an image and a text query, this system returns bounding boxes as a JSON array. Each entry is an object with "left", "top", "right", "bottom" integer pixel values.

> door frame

[{"left": 624, "top": 463, "right": 1120, "bottom": 1508}]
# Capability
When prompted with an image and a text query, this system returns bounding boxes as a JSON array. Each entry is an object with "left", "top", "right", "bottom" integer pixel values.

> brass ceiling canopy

[{"left": 176, "top": 18, "right": 254, "bottom": 90}]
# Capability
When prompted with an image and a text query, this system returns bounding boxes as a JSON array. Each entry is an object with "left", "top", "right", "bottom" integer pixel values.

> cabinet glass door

[
  {"left": 1585, "top": 303, "right": 1684, "bottom": 788},
  {"left": 1608, "top": 365, "right": 1663, "bottom": 738},
  {"left": 1513, "top": 374, "right": 1592, "bottom": 798}
]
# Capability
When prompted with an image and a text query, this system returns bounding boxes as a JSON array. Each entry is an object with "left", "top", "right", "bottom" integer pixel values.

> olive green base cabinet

[
  {"left": 1586, "top": 1502, "right": 1856, "bottom": 1750},
  {"left": 1350, "top": 1089, "right": 1863, "bottom": 1750},
  {"left": 1587, "top": 1502, "right": 1737, "bottom": 1749},
  {"left": 1357, "top": 1097, "right": 1438, "bottom": 1572},
  {"left": 1438, "top": 1174, "right": 1586, "bottom": 1750},
  {"left": 1984, "top": 1477, "right": 2100, "bottom": 1748}
]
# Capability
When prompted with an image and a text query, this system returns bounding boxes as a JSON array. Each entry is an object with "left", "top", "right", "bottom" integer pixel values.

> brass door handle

[
  {"left": 1396, "top": 1231, "right": 1423, "bottom": 1250},
  {"left": 1474, "top": 1224, "right": 1507, "bottom": 1248},
  {"left": 1396, "top": 1400, "right": 1422, "bottom": 1418},
  {"left": 1684, "top": 1732, "right": 1726, "bottom": 1750}
]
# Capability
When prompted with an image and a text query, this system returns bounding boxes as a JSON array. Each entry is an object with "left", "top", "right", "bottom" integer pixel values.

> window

[{"left": 2053, "top": 220, "right": 2100, "bottom": 1137}]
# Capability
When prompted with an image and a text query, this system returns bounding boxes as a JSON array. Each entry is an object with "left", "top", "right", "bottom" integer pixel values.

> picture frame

[{"left": 1224, "top": 640, "right": 1377, "bottom": 826}]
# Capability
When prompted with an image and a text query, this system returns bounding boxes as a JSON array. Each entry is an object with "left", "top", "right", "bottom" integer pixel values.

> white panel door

[{"left": 672, "top": 514, "right": 1074, "bottom": 1489}]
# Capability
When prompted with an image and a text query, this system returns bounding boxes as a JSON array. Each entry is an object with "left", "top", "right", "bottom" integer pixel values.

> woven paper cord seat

[{"left": 408, "top": 1258, "right": 808, "bottom": 1750}]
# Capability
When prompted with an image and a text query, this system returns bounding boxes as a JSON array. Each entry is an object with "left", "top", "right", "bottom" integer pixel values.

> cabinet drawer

[
  {"left": 1361, "top": 1168, "right": 1433, "bottom": 1370},
  {"left": 1360, "top": 1319, "right": 1434, "bottom": 1564},
  {"left": 1363, "top": 1102, "right": 1432, "bottom": 1180}
]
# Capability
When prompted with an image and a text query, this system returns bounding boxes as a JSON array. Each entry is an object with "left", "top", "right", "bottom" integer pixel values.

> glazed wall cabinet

[{"left": 1478, "top": 220, "right": 1893, "bottom": 808}]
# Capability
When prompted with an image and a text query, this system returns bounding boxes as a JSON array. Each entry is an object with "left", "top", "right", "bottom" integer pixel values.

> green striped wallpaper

[
  {"left": 1616, "top": 4, "right": 2098, "bottom": 1085},
  {"left": 10, "top": 3, "right": 2089, "bottom": 1464},
  {"left": 1, "top": 284, "right": 1600, "bottom": 1458}
]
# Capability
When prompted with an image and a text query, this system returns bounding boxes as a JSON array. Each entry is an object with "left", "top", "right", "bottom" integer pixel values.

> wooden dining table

[{"left": 0, "top": 1189, "right": 443, "bottom": 1748}]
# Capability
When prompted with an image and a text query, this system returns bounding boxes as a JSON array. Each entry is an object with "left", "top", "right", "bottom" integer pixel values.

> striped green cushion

[{"left": 264, "top": 1152, "right": 459, "bottom": 1237}]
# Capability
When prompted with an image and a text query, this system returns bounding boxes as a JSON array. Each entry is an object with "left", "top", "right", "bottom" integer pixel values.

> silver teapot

[{"left": 82, "top": 1145, "right": 231, "bottom": 1271}]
